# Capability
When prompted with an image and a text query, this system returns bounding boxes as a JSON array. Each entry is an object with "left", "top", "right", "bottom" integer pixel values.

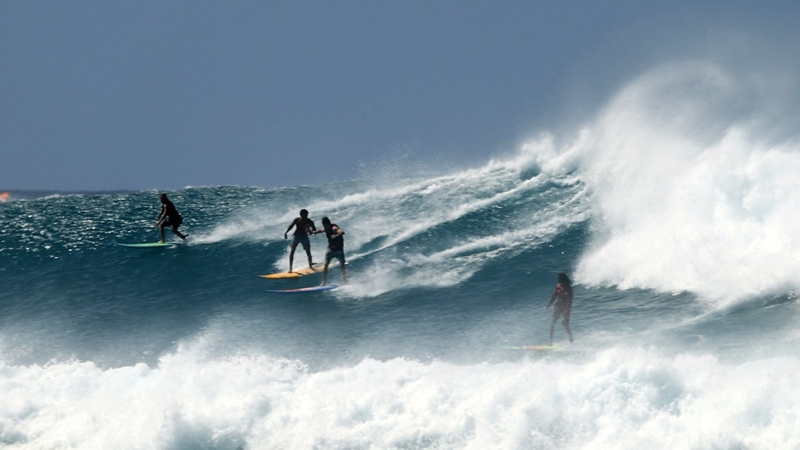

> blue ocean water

[{"left": 4, "top": 66, "right": 800, "bottom": 449}]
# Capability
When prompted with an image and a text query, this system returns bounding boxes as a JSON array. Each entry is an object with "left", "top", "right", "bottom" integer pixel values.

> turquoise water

[
  {"left": 3, "top": 153, "right": 799, "bottom": 448},
  {"left": 4, "top": 65, "right": 800, "bottom": 448}
]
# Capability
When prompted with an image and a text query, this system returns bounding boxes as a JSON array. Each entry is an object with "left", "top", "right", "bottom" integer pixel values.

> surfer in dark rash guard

[
  {"left": 312, "top": 216, "right": 348, "bottom": 286},
  {"left": 545, "top": 272, "right": 574, "bottom": 345},
  {"left": 284, "top": 209, "right": 316, "bottom": 273},
  {"left": 156, "top": 193, "right": 188, "bottom": 243}
]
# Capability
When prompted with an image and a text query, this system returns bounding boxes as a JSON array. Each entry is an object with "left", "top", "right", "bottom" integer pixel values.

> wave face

[
  {"left": 3, "top": 64, "right": 800, "bottom": 449},
  {"left": 569, "top": 62, "right": 800, "bottom": 306}
]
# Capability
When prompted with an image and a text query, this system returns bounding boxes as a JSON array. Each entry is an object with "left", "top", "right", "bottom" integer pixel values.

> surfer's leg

[
  {"left": 320, "top": 259, "right": 331, "bottom": 286},
  {"left": 158, "top": 224, "right": 166, "bottom": 243},
  {"left": 288, "top": 241, "right": 298, "bottom": 272},
  {"left": 562, "top": 316, "right": 573, "bottom": 343},
  {"left": 300, "top": 236, "right": 313, "bottom": 268},
  {"left": 330, "top": 251, "right": 347, "bottom": 284},
  {"left": 549, "top": 317, "right": 557, "bottom": 346},
  {"left": 305, "top": 246, "right": 314, "bottom": 269},
  {"left": 171, "top": 225, "right": 187, "bottom": 240}
]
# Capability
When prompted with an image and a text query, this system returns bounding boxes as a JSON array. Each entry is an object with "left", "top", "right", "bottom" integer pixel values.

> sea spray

[
  {"left": 557, "top": 62, "right": 800, "bottom": 305},
  {"left": 2, "top": 342, "right": 800, "bottom": 449}
]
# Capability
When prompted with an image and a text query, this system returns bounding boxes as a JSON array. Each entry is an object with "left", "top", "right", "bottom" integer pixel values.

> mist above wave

[{"left": 554, "top": 61, "right": 800, "bottom": 305}]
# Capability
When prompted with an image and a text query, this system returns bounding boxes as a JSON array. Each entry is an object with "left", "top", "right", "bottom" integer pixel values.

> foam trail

[{"left": 195, "top": 148, "right": 590, "bottom": 294}]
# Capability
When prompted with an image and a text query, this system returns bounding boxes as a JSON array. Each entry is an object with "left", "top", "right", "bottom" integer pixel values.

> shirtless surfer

[
  {"left": 544, "top": 272, "right": 574, "bottom": 345},
  {"left": 284, "top": 209, "right": 316, "bottom": 273},
  {"left": 312, "top": 216, "right": 348, "bottom": 286},
  {"left": 156, "top": 193, "right": 188, "bottom": 243}
]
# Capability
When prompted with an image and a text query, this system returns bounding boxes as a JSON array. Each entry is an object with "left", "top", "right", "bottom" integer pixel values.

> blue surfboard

[{"left": 267, "top": 285, "right": 339, "bottom": 294}]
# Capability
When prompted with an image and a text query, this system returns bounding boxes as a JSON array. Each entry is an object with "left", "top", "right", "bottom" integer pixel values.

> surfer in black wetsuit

[
  {"left": 284, "top": 209, "right": 316, "bottom": 273},
  {"left": 312, "top": 216, "right": 348, "bottom": 286},
  {"left": 544, "top": 272, "right": 574, "bottom": 345},
  {"left": 156, "top": 193, "right": 188, "bottom": 243}
]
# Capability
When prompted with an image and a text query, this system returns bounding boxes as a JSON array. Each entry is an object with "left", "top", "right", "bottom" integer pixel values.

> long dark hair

[{"left": 558, "top": 272, "right": 573, "bottom": 296}]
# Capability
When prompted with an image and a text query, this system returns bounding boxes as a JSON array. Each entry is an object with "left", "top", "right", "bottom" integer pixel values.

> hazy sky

[{"left": 1, "top": 1, "right": 797, "bottom": 191}]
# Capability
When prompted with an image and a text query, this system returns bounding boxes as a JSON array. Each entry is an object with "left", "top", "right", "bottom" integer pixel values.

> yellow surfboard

[
  {"left": 259, "top": 264, "right": 324, "bottom": 279},
  {"left": 499, "top": 345, "right": 562, "bottom": 351}
]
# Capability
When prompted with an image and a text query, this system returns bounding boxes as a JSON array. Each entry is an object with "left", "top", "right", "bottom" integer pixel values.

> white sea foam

[
  {"left": 545, "top": 61, "right": 800, "bottom": 305},
  {"left": 2, "top": 342, "right": 799, "bottom": 449}
]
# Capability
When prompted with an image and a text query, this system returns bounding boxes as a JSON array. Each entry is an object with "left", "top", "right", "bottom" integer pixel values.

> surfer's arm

[
  {"left": 284, "top": 219, "right": 297, "bottom": 238},
  {"left": 156, "top": 204, "right": 167, "bottom": 224},
  {"left": 331, "top": 226, "right": 344, "bottom": 238},
  {"left": 545, "top": 289, "right": 558, "bottom": 310}
]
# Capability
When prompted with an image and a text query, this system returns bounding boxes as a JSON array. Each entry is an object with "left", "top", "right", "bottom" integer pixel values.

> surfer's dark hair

[
  {"left": 300, "top": 209, "right": 308, "bottom": 216},
  {"left": 321, "top": 216, "right": 331, "bottom": 225},
  {"left": 558, "top": 272, "right": 573, "bottom": 297},
  {"left": 160, "top": 193, "right": 168, "bottom": 203}
]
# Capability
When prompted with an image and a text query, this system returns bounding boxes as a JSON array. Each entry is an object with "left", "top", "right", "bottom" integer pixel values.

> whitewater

[{"left": 3, "top": 62, "right": 800, "bottom": 449}]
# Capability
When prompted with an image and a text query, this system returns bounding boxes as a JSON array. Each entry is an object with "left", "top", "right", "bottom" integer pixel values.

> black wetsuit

[
  {"left": 324, "top": 224, "right": 345, "bottom": 263},
  {"left": 326, "top": 225, "right": 344, "bottom": 251},
  {"left": 162, "top": 200, "right": 183, "bottom": 227}
]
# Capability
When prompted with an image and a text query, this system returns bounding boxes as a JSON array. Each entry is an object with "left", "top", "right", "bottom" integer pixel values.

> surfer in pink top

[{"left": 545, "top": 272, "right": 574, "bottom": 345}]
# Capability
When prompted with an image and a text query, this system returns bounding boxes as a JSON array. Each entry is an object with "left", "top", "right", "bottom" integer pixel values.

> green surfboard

[{"left": 115, "top": 242, "right": 181, "bottom": 248}]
